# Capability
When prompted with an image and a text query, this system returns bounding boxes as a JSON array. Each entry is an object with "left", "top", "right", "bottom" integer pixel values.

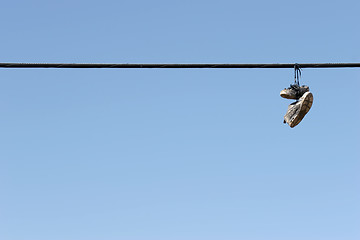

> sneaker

[
  {"left": 280, "top": 84, "right": 309, "bottom": 100},
  {"left": 283, "top": 92, "right": 313, "bottom": 128}
]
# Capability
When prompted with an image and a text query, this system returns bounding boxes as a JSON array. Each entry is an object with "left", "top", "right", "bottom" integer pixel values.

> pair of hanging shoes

[{"left": 280, "top": 85, "right": 313, "bottom": 128}]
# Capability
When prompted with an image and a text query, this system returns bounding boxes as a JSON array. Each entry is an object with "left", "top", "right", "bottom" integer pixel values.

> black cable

[{"left": 0, "top": 62, "right": 360, "bottom": 69}]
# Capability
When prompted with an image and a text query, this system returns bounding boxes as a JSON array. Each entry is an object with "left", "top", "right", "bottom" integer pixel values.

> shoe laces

[
  {"left": 288, "top": 84, "right": 303, "bottom": 99},
  {"left": 291, "top": 64, "right": 304, "bottom": 99},
  {"left": 294, "top": 63, "right": 301, "bottom": 86}
]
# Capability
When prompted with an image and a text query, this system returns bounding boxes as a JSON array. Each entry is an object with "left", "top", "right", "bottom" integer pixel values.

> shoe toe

[
  {"left": 280, "top": 90, "right": 292, "bottom": 99},
  {"left": 280, "top": 94, "right": 296, "bottom": 99}
]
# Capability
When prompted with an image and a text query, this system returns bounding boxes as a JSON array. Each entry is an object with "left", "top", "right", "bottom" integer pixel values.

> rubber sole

[
  {"left": 280, "top": 89, "right": 297, "bottom": 99},
  {"left": 289, "top": 92, "right": 313, "bottom": 128}
]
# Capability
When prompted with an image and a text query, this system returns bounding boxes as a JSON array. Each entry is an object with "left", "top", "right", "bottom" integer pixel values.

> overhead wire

[{"left": 0, "top": 62, "right": 360, "bottom": 69}]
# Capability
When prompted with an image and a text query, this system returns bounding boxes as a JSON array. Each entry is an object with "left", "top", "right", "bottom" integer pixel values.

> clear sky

[{"left": 0, "top": 1, "right": 359, "bottom": 240}]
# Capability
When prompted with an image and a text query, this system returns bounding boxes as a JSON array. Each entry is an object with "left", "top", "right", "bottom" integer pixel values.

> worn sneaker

[
  {"left": 280, "top": 84, "right": 309, "bottom": 100},
  {"left": 283, "top": 92, "right": 313, "bottom": 128}
]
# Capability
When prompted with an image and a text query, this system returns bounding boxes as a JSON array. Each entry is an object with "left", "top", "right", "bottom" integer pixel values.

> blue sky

[{"left": 0, "top": 1, "right": 359, "bottom": 240}]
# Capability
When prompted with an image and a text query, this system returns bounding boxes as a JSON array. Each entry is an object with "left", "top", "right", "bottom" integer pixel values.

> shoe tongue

[
  {"left": 290, "top": 84, "right": 300, "bottom": 90},
  {"left": 289, "top": 84, "right": 302, "bottom": 99}
]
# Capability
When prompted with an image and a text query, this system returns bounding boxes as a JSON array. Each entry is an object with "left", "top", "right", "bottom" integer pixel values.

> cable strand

[{"left": 0, "top": 63, "right": 360, "bottom": 68}]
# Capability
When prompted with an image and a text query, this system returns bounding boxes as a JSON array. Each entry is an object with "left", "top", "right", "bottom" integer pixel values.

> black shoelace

[{"left": 294, "top": 63, "right": 301, "bottom": 86}]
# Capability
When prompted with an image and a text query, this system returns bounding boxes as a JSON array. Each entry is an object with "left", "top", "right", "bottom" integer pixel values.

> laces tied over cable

[
  {"left": 294, "top": 63, "right": 301, "bottom": 86},
  {"left": 291, "top": 63, "right": 303, "bottom": 99}
]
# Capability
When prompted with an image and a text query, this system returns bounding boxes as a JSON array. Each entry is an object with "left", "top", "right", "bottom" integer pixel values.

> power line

[{"left": 0, "top": 62, "right": 360, "bottom": 69}]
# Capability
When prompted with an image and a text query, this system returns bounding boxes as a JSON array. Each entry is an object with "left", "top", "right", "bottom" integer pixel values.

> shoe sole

[
  {"left": 280, "top": 89, "right": 297, "bottom": 99},
  {"left": 289, "top": 92, "right": 313, "bottom": 128}
]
